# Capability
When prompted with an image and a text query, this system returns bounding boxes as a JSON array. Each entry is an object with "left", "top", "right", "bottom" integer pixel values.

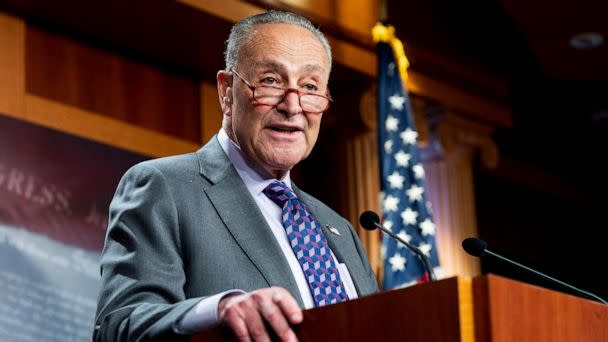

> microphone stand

[
  {"left": 373, "top": 222, "right": 436, "bottom": 281},
  {"left": 485, "top": 249, "right": 607, "bottom": 304}
]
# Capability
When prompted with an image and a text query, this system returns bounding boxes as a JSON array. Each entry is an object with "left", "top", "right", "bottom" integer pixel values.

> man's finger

[
  {"left": 256, "top": 293, "right": 297, "bottom": 342},
  {"left": 219, "top": 288, "right": 302, "bottom": 342},
  {"left": 270, "top": 288, "right": 303, "bottom": 324},
  {"left": 222, "top": 307, "right": 251, "bottom": 342},
  {"left": 240, "top": 298, "right": 272, "bottom": 342}
]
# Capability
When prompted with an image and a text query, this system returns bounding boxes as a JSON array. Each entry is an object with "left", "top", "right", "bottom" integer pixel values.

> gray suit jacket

[{"left": 94, "top": 136, "right": 379, "bottom": 341}]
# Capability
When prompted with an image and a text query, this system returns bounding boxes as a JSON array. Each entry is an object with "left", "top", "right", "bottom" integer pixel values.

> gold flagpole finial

[{"left": 372, "top": 20, "right": 410, "bottom": 83}]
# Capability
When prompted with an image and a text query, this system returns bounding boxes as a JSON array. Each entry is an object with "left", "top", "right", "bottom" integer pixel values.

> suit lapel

[
  {"left": 196, "top": 138, "right": 304, "bottom": 307},
  {"left": 294, "top": 187, "right": 373, "bottom": 296}
]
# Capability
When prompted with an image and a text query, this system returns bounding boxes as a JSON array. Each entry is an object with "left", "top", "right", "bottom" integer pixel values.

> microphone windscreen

[
  {"left": 359, "top": 211, "right": 380, "bottom": 230},
  {"left": 462, "top": 237, "right": 487, "bottom": 257}
]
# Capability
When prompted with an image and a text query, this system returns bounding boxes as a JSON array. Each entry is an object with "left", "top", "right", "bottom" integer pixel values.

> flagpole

[
  {"left": 378, "top": 0, "right": 387, "bottom": 23},
  {"left": 376, "top": 0, "right": 388, "bottom": 287}
]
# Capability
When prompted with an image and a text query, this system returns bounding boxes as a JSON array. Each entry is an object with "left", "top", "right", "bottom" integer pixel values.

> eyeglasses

[{"left": 231, "top": 69, "right": 332, "bottom": 113}]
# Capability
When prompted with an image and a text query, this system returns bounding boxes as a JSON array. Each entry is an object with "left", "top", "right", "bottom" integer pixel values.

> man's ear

[{"left": 217, "top": 70, "right": 233, "bottom": 116}]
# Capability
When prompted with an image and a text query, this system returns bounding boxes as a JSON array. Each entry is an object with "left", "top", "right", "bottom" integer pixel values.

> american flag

[{"left": 373, "top": 23, "right": 441, "bottom": 289}]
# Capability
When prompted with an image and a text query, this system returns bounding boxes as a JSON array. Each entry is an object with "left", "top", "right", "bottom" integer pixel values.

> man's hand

[{"left": 218, "top": 287, "right": 303, "bottom": 342}]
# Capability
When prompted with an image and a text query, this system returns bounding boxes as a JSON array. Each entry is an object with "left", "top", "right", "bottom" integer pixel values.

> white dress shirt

[{"left": 176, "top": 129, "right": 357, "bottom": 333}]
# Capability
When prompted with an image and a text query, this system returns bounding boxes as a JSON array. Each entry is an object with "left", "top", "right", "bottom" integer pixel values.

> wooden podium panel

[
  {"left": 191, "top": 275, "right": 608, "bottom": 341},
  {"left": 192, "top": 277, "right": 471, "bottom": 342},
  {"left": 473, "top": 275, "right": 608, "bottom": 342}
]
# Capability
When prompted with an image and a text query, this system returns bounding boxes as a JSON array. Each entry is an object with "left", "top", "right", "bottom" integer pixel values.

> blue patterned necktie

[{"left": 263, "top": 180, "right": 348, "bottom": 306}]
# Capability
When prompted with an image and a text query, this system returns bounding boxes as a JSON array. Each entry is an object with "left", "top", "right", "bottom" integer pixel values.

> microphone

[
  {"left": 462, "top": 237, "right": 607, "bottom": 304},
  {"left": 360, "top": 211, "right": 436, "bottom": 281}
]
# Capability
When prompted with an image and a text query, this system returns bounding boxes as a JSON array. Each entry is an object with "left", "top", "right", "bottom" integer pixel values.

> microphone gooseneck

[
  {"left": 462, "top": 237, "right": 607, "bottom": 305},
  {"left": 360, "top": 211, "right": 436, "bottom": 281}
]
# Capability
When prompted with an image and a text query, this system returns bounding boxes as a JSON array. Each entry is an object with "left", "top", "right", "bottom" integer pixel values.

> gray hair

[{"left": 224, "top": 10, "right": 332, "bottom": 72}]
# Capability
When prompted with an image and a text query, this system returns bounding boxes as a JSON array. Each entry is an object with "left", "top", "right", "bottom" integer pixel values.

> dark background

[{"left": 388, "top": 0, "right": 608, "bottom": 300}]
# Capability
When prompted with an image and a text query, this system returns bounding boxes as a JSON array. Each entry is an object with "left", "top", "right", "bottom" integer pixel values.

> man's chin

[{"left": 261, "top": 155, "right": 304, "bottom": 178}]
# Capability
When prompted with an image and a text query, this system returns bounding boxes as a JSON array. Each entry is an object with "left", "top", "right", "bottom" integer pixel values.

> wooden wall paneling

[
  {"left": 178, "top": 0, "right": 263, "bottom": 23},
  {"left": 407, "top": 72, "right": 512, "bottom": 128},
  {"left": 25, "top": 24, "right": 201, "bottom": 143},
  {"left": 424, "top": 149, "right": 481, "bottom": 278},
  {"left": 0, "top": 13, "right": 198, "bottom": 158},
  {"left": 345, "top": 132, "right": 382, "bottom": 275},
  {"left": 327, "top": 36, "right": 376, "bottom": 77},
  {"left": 328, "top": 0, "right": 378, "bottom": 36},
  {"left": 200, "top": 81, "right": 222, "bottom": 144},
  {"left": 278, "top": 0, "right": 378, "bottom": 38},
  {"left": 335, "top": 86, "right": 382, "bottom": 276},
  {"left": 422, "top": 111, "right": 499, "bottom": 278},
  {"left": 0, "top": 12, "right": 25, "bottom": 116},
  {"left": 16, "top": 94, "right": 199, "bottom": 158}
]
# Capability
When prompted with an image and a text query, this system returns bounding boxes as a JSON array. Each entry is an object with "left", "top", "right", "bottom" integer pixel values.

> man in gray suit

[{"left": 94, "top": 10, "right": 378, "bottom": 342}]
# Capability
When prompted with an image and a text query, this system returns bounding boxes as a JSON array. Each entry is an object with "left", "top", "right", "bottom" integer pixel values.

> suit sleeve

[{"left": 94, "top": 163, "right": 202, "bottom": 342}]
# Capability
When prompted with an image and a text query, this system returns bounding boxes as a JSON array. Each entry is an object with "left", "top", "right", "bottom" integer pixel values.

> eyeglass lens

[{"left": 255, "top": 87, "right": 328, "bottom": 112}]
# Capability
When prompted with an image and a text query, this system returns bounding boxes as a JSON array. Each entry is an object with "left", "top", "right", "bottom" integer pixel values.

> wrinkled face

[{"left": 218, "top": 23, "right": 330, "bottom": 179}]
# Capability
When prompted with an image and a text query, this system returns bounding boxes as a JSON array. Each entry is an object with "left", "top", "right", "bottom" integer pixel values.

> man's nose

[{"left": 278, "top": 90, "right": 303, "bottom": 116}]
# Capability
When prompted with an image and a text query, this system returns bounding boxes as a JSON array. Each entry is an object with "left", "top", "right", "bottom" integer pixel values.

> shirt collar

[{"left": 217, "top": 128, "right": 292, "bottom": 197}]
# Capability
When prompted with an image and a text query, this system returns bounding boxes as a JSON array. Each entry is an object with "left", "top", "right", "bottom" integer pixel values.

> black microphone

[
  {"left": 462, "top": 237, "right": 607, "bottom": 304},
  {"left": 360, "top": 211, "right": 436, "bottom": 281}
]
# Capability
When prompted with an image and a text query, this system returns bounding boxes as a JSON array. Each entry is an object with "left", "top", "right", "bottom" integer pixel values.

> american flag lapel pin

[{"left": 325, "top": 224, "right": 341, "bottom": 236}]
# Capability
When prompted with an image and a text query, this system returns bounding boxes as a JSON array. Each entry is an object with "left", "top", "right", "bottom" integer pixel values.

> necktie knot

[{"left": 263, "top": 181, "right": 297, "bottom": 208}]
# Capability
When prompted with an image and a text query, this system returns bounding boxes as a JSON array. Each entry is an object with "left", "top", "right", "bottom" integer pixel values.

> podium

[{"left": 191, "top": 274, "right": 608, "bottom": 341}]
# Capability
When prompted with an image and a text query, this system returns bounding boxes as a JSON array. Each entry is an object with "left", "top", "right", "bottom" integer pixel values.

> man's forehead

[
  {"left": 245, "top": 23, "right": 315, "bottom": 46},
  {"left": 239, "top": 23, "right": 330, "bottom": 70}
]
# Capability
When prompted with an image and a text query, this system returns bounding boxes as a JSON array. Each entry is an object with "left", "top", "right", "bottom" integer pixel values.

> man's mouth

[{"left": 267, "top": 125, "right": 302, "bottom": 134}]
